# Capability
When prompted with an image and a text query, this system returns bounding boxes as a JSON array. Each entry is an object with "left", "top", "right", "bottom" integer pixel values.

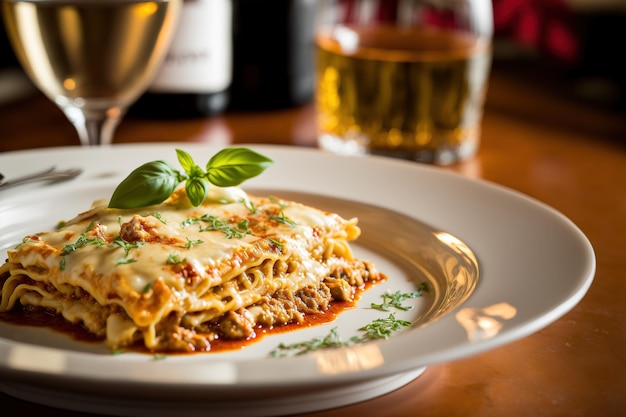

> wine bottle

[
  {"left": 131, "top": 0, "right": 232, "bottom": 118},
  {"left": 228, "top": 0, "right": 316, "bottom": 110}
]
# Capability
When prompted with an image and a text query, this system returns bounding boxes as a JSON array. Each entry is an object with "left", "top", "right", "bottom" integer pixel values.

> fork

[{"left": 0, "top": 166, "right": 83, "bottom": 191}]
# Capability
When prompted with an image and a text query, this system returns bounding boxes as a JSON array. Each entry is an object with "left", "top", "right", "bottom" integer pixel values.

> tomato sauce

[{"left": 0, "top": 280, "right": 381, "bottom": 355}]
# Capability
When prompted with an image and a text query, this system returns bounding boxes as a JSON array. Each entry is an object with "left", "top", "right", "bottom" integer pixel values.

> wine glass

[{"left": 2, "top": 0, "right": 181, "bottom": 146}]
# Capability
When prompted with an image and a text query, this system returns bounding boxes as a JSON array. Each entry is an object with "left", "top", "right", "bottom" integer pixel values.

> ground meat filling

[
  {"left": 218, "top": 308, "right": 256, "bottom": 339},
  {"left": 212, "top": 282, "right": 332, "bottom": 334},
  {"left": 211, "top": 261, "right": 381, "bottom": 340},
  {"left": 131, "top": 261, "right": 381, "bottom": 352}
]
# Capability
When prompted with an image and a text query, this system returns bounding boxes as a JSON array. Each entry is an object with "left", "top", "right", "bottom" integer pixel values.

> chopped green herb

[
  {"left": 184, "top": 214, "right": 252, "bottom": 239},
  {"left": 184, "top": 238, "right": 204, "bottom": 249},
  {"left": 268, "top": 196, "right": 287, "bottom": 208},
  {"left": 14, "top": 236, "right": 35, "bottom": 250},
  {"left": 180, "top": 217, "right": 198, "bottom": 229},
  {"left": 271, "top": 313, "right": 412, "bottom": 357},
  {"left": 371, "top": 284, "right": 428, "bottom": 312},
  {"left": 85, "top": 221, "right": 96, "bottom": 232},
  {"left": 267, "top": 237, "right": 283, "bottom": 249},
  {"left": 115, "top": 258, "right": 137, "bottom": 265},
  {"left": 110, "top": 236, "right": 145, "bottom": 257},
  {"left": 269, "top": 212, "right": 296, "bottom": 227},
  {"left": 167, "top": 253, "right": 186, "bottom": 265},
  {"left": 270, "top": 327, "right": 349, "bottom": 357},
  {"left": 61, "top": 233, "right": 106, "bottom": 256},
  {"left": 352, "top": 313, "right": 412, "bottom": 342},
  {"left": 59, "top": 233, "right": 107, "bottom": 270},
  {"left": 153, "top": 211, "right": 167, "bottom": 224},
  {"left": 55, "top": 220, "right": 66, "bottom": 230},
  {"left": 241, "top": 198, "right": 256, "bottom": 213}
]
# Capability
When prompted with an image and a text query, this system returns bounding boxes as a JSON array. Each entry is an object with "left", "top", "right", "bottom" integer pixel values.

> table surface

[{"left": 0, "top": 64, "right": 625, "bottom": 417}]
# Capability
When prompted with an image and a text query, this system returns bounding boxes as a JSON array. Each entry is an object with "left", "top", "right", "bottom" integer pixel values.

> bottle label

[{"left": 150, "top": 0, "right": 232, "bottom": 93}]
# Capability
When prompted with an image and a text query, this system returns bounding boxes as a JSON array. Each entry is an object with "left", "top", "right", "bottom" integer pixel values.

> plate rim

[{"left": 0, "top": 143, "right": 596, "bottom": 393}]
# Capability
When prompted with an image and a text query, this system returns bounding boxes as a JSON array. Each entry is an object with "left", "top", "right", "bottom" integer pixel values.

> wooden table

[{"left": 1, "top": 64, "right": 625, "bottom": 416}]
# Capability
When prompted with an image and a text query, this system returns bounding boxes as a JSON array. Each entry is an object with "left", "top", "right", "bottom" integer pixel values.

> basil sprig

[{"left": 108, "top": 148, "right": 273, "bottom": 209}]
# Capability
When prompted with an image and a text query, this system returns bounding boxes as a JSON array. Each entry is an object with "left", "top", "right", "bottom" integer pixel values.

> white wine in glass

[{"left": 2, "top": 0, "right": 181, "bottom": 146}]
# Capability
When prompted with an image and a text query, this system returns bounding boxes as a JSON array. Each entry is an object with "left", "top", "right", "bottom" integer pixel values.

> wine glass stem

[
  {"left": 80, "top": 116, "right": 120, "bottom": 146},
  {"left": 62, "top": 105, "right": 124, "bottom": 146}
]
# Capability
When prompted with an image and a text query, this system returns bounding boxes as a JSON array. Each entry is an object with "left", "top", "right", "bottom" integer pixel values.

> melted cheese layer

[{"left": 0, "top": 187, "right": 370, "bottom": 352}]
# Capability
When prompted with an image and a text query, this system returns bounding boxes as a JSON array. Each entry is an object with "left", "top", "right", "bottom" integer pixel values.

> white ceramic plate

[{"left": 0, "top": 144, "right": 595, "bottom": 416}]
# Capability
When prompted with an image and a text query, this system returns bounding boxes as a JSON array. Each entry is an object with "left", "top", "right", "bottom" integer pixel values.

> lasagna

[{"left": 0, "top": 186, "right": 383, "bottom": 352}]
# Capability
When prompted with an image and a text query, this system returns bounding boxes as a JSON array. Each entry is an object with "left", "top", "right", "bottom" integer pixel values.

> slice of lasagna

[{"left": 0, "top": 187, "right": 382, "bottom": 352}]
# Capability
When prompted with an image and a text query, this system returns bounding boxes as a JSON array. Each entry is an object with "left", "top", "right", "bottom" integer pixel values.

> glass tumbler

[{"left": 315, "top": 0, "right": 493, "bottom": 164}]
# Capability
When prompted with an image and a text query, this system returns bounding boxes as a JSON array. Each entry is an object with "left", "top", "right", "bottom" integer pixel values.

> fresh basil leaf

[
  {"left": 185, "top": 177, "right": 208, "bottom": 207},
  {"left": 108, "top": 148, "right": 273, "bottom": 209},
  {"left": 205, "top": 148, "right": 274, "bottom": 187},
  {"left": 108, "top": 161, "right": 181, "bottom": 209},
  {"left": 176, "top": 149, "right": 196, "bottom": 176}
]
